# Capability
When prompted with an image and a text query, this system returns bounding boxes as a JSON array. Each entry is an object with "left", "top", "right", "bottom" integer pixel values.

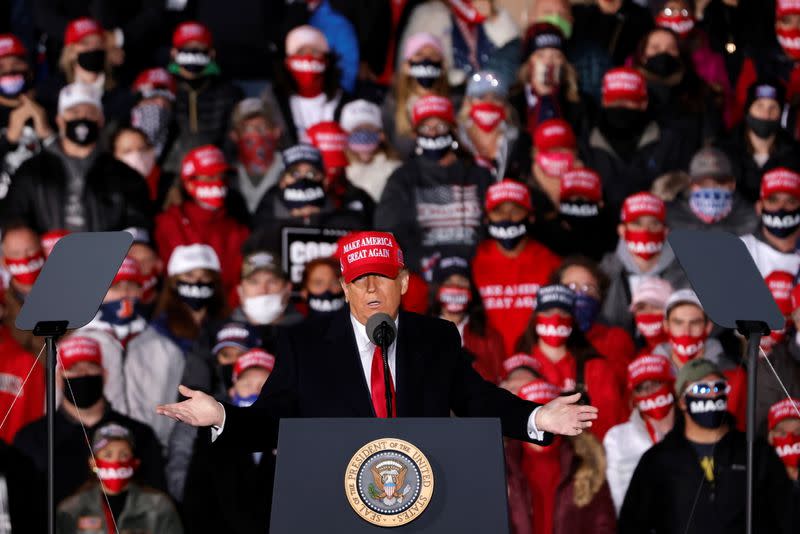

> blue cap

[{"left": 212, "top": 321, "right": 262, "bottom": 354}]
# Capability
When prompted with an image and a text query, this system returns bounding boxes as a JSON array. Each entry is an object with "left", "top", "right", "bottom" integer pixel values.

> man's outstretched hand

[
  {"left": 535, "top": 392, "right": 599, "bottom": 436},
  {"left": 156, "top": 385, "right": 225, "bottom": 427}
]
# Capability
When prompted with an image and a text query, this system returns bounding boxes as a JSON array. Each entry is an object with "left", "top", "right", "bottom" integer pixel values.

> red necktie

[{"left": 370, "top": 345, "right": 396, "bottom": 417}]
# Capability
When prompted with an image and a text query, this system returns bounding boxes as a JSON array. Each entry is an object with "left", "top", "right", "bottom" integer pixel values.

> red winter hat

[
  {"left": 503, "top": 353, "right": 543, "bottom": 377},
  {"left": 180, "top": 145, "right": 228, "bottom": 180},
  {"left": 65, "top": 17, "right": 103, "bottom": 46},
  {"left": 0, "top": 34, "right": 27, "bottom": 58},
  {"left": 602, "top": 67, "right": 647, "bottom": 106},
  {"left": 411, "top": 95, "right": 455, "bottom": 127},
  {"left": 172, "top": 21, "right": 212, "bottom": 49},
  {"left": 768, "top": 397, "right": 800, "bottom": 430},
  {"left": 132, "top": 68, "right": 176, "bottom": 100},
  {"left": 485, "top": 179, "right": 532, "bottom": 212},
  {"left": 560, "top": 168, "right": 602, "bottom": 202},
  {"left": 760, "top": 167, "right": 800, "bottom": 199},
  {"left": 627, "top": 354, "right": 675, "bottom": 390},
  {"left": 306, "top": 121, "right": 348, "bottom": 169},
  {"left": 777, "top": 0, "right": 800, "bottom": 17},
  {"left": 519, "top": 379, "right": 560, "bottom": 404},
  {"left": 338, "top": 231, "right": 404, "bottom": 284},
  {"left": 766, "top": 271, "right": 796, "bottom": 316},
  {"left": 621, "top": 192, "right": 665, "bottom": 223},
  {"left": 533, "top": 119, "right": 576, "bottom": 152},
  {"left": 59, "top": 336, "right": 102, "bottom": 370},
  {"left": 41, "top": 229, "right": 70, "bottom": 258},
  {"left": 233, "top": 348, "right": 276, "bottom": 380},
  {"left": 113, "top": 257, "right": 143, "bottom": 286}
]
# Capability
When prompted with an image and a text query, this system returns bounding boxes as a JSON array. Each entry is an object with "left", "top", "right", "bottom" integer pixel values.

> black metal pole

[
  {"left": 744, "top": 330, "right": 761, "bottom": 534},
  {"left": 46, "top": 335, "right": 57, "bottom": 534},
  {"left": 381, "top": 339, "right": 392, "bottom": 418}
]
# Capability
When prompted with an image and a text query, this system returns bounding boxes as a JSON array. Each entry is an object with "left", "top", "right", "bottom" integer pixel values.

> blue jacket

[{"left": 310, "top": 0, "right": 359, "bottom": 94}]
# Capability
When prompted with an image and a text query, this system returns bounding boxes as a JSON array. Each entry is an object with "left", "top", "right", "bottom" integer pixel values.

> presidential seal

[{"left": 344, "top": 438, "right": 434, "bottom": 527}]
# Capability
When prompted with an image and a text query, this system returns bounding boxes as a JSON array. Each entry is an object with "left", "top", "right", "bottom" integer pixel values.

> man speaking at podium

[{"left": 156, "top": 232, "right": 597, "bottom": 449}]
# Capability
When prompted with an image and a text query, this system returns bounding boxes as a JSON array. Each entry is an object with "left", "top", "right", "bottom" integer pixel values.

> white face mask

[
  {"left": 119, "top": 149, "right": 156, "bottom": 178},
  {"left": 242, "top": 293, "right": 285, "bottom": 325}
]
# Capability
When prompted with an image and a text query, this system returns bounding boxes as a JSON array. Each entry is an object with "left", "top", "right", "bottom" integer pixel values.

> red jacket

[
  {"left": 155, "top": 201, "right": 250, "bottom": 304},
  {"left": 0, "top": 327, "right": 44, "bottom": 443},
  {"left": 472, "top": 239, "right": 561, "bottom": 357},
  {"left": 586, "top": 323, "right": 636, "bottom": 394},
  {"left": 463, "top": 322, "right": 506, "bottom": 384}
]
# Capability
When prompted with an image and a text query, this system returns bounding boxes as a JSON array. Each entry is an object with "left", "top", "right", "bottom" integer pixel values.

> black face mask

[
  {"left": 66, "top": 375, "right": 104, "bottom": 408},
  {"left": 175, "top": 282, "right": 215, "bottom": 311},
  {"left": 175, "top": 48, "right": 211, "bottom": 75},
  {"left": 281, "top": 178, "right": 326, "bottom": 210},
  {"left": 307, "top": 291, "right": 345, "bottom": 315},
  {"left": 76, "top": 49, "right": 106, "bottom": 73},
  {"left": 65, "top": 118, "right": 100, "bottom": 146},
  {"left": 0, "top": 71, "right": 28, "bottom": 99},
  {"left": 408, "top": 59, "right": 443, "bottom": 89},
  {"left": 560, "top": 201, "right": 600, "bottom": 219},
  {"left": 219, "top": 364, "right": 234, "bottom": 389},
  {"left": 685, "top": 394, "right": 728, "bottom": 428},
  {"left": 762, "top": 207, "right": 800, "bottom": 238},
  {"left": 644, "top": 52, "right": 682, "bottom": 79},
  {"left": 598, "top": 107, "right": 648, "bottom": 139},
  {"left": 746, "top": 115, "right": 780, "bottom": 139},
  {"left": 488, "top": 220, "right": 527, "bottom": 250},
  {"left": 416, "top": 133, "right": 454, "bottom": 161}
]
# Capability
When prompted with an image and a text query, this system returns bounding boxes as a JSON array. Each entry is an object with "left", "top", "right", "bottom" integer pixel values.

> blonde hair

[
  {"left": 517, "top": 55, "right": 580, "bottom": 104},
  {"left": 393, "top": 65, "right": 450, "bottom": 137},
  {"left": 58, "top": 44, "right": 114, "bottom": 90}
]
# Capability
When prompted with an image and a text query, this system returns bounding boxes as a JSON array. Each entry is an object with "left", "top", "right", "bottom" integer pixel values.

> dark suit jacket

[{"left": 215, "top": 309, "right": 552, "bottom": 452}]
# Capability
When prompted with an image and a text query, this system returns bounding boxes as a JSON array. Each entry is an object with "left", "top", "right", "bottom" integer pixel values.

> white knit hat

[{"left": 57, "top": 82, "right": 102, "bottom": 115}]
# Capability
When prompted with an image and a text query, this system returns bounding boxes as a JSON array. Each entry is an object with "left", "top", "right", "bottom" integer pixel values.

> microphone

[{"left": 366, "top": 313, "right": 397, "bottom": 418}]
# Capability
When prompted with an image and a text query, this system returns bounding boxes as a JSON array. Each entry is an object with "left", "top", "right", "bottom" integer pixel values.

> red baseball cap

[
  {"left": 791, "top": 283, "right": 800, "bottom": 312},
  {"left": 172, "top": 21, "right": 213, "bottom": 49},
  {"left": 132, "top": 68, "right": 176, "bottom": 100},
  {"left": 602, "top": 67, "right": 647, "bottom": 106},
  {"left": 518, "top": 379, "right": 560, "bottom": 404},
  {"left": 0, "top": 34, "right": 27, "bottom": 58},
  {"left": 627, "top": 354, "right": 675, "bottom": 390},
  {"left": 180, "top": 145, "right": 229, "bottom": 180},
  {"left": 41, "top": 229, "right": 70, "bottom": 258},
  {"left": 533, "top": 119, "right": 576, "bottom": 152},
  {"left": 306, "top": 121, "right": 348, "bottom": 169},
  {"left": 233, "top": 348, "right": 276, "bottom": 380},
  {"left": 411, "top": 95, "right": 454, "bottom": 127},
  {"left": 113, "top": 257, "right": 143, "bottom": 286},
  {"left": 560, "top": 168, "right": 602, "bottom": 202},
  {"left": 485, "top": 179, "right": 532, "bottom": 212},
  {"left": 339, "top": 231, "right": 405, "bottom": 284},
  {"left": 621, "top": 192, "right": 666, "bottom": 223},
  {"left": 65, "top": 17, "right": 103, "bottom": 46},
  {"left": 768, "top": 397, "right": 800, "bottom": 430},
  {"left": 760, "top": 167, "right": 800, "bottom": 199},
  {"left": 502, "top": 353, "right": 542, "bottom": 377},
  {"left": 777, "top": 0, "right": 800, "bottom": 17},
  {"left": 59, "top": 336, "right": 102, "bottom": 370}
]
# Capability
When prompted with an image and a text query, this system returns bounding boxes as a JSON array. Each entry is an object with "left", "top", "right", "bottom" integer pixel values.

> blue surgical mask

[
  {"left": 573, "top": 293, "right": 600, "bottom": 332},
  {"left": 98, "top": 297, "right": 140, "bottom": 326},
  {"left": 689, "top": 188, "right": 733, "bottom": 224},
  {"left": 232, "top": 393, "right": 259, "bottom": 408}
]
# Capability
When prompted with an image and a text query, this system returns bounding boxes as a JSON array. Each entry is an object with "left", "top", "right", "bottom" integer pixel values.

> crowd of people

[{"left": 0, "top": 0, "right": 798, "bottom": 532}]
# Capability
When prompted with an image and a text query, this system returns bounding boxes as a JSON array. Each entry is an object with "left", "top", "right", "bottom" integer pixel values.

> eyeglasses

[
  {"left": 662, "top": 7, "right": 690, "bottom": 17},
  {"left": 417, "top": 122, "right": 451, "bottom": 136},
  {"left": 289, "top": 169, "right": 322, "bottom": 181},
  {"left": 685, "top": 380, "right": 730, "bottom": 397},
  {"left": 566, "top": 282, "right": 600, "bottom": 296}
]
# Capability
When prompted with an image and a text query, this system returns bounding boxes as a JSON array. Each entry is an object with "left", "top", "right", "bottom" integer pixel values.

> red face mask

[
  {"left": 778, "top": 26, "right": 800, "bottom": 60},
  {"left": 669, "top": 333, "right": 706, "bottom": 364},
  {"left": 237, "top": 131, "right": 276, "bottom": 177},
  {"left": 656, "top": 12, "right": 695, "bottom": 38},
  {"left": 286, "top": 54, "right": 326, "bottom": 97},
  {"left": 773, "top": 432, "right": 800, "bottom": 469},
  {"left": 624, "top": 228, "right": 666, "bottom": 260},
  {"left": 187, "top": 178, "right": 227, "bottom": 210},
  {"left": 94, "top": 458, "right": 139, "bottom": 494},
  {"left": 535, "top": 314, "right": 573, "bottom": 348},
  {"left": 535, "top": 151, "right": 574, "bottom": 178},
  {"left": 437, "top": 286, "right": 471, "bottom": 314},
  {"left": 447, "top": 0, "right": 487, "bottom": 25},
  {"left": 5, "top": 251, "right": 45, "bottom": 286},
  {"left": 635, "top": 312, "right": 668, "bottom": 348},
  {"left": 141, "top": 272, "right": 160, "bottom": 303},
  {"left": 469, "top": 101, "right": 506, "bottom": 133},
  {"left": 635, "top": 385, "right": 674, "bottom": 420}
]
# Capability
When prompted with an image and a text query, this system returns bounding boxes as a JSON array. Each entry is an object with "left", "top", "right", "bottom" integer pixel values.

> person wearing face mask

[
  {"left": 228, "top": 98, "right": 283, "bottom": 214},
  {"left": 599, "top": 192, "right": 689, "bottom": 330},
  {"left": 471, "top": 180, "right": 561, "bottom": 357},
  {"left": 399, "top": 0, "right": 521, "bottom": 89},
  {"left": 300, "top": 256, "right": 346, "bottom": 319},
  {"left": 619, "top": 359, "right": 792, "bottom": 534},
  {"left": 1, "top": 82, "right": 151, "bottom": 233},
  {"left": 340, "top": 99, "right": 401, "bottom": 202},
  {"left": 155, "top": 145, "right": 250, "bottom": 304},
  {"left": 604, "top": 354, "right": 677, "bottom": 514},
  {"left": 56, "top": 422, "right": 182, "bottom": 534},
  {"left": 376, "top": 95, "right": 494, "bottom": 276},
  {"left": 182, "top": 348, "right": 278, "bottom": 533},
  {"left": 629, "top": 276, "right": 674, "bottom": 355},
  {"left": 125, "top": 244, "right": 227, "bottom": 450},
  {"left": 13, "top": 335, "right": 166, "bottom": 506},
  {"left": 766, "top": 399, "right": 800, "bottom": 488},
  {"left": 666, "top": 146, "right": 758, "bottom": 234},
  {"left": 112, "top": 126, "right": 168, "bottom": 207},
  {"left": 124, "top": 227, "right": 163, "bottom": 315},
  {"left": 430, "top": 255, "right": 505, "bottom": 384},
  {"left": 129, "top": 68, "right": 178, "bottom": 166},
  {"left": 718, "top": 78, "right": 800, "bottom": 204},
  {"left": 582, "top": 68, "right": 687, "bottom": 215}
]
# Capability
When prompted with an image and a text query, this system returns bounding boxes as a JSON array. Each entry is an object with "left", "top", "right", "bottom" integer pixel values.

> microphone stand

[{"left": 379, "top": 325, "right": 393, "bottom": 418}]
